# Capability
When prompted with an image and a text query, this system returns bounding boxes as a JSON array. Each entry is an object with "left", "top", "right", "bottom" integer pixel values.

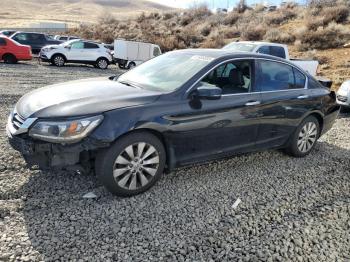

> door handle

[
  {"left": 297, "top": 95, "right": 309, "bottom": 99},
  {"left": 245, "top": 101, "right": 261, "bottom": 106}
]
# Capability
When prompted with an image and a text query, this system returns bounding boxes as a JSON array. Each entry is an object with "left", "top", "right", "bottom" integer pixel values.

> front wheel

[
  {"left": 95, "top": 132, "right": 166, "bottom": 196},
  {"left": 51, "top": 54, "right": 65, "bottom": 67},
  {"left": 285, "top": 116, "right": 320, "bottom": 157},
  {"left": 96, "top": 58, "right": 109, "bottom": 69}
]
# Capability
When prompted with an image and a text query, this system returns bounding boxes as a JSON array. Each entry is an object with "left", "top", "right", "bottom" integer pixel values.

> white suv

[{"left": 40, "top": 39, "right": 113, "bottom": 69}]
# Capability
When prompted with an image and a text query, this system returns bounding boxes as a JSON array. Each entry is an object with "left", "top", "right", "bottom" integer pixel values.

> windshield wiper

[{"left": 118, "top": 80, "right": 141, "bottom": 89}]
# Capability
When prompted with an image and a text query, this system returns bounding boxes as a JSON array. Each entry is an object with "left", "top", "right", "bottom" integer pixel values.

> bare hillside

[{"left": 0, "top": 0, "right": 171, "bottom": 27}]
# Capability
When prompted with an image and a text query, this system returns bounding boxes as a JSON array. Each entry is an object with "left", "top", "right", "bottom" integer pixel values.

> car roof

[
  {"left": 233, "top": 41, "right": 287, "bottom": 47},
  {"left": 12, "top": 31, "right": 45, "bottom": 35},
  {"left": 172, "top": 48, "right": 289, "bottom": 63}
]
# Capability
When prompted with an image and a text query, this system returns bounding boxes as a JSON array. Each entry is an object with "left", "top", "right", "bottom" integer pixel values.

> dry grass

[{"left": 0, "top": 0, "right": 172, "bottom": 27}]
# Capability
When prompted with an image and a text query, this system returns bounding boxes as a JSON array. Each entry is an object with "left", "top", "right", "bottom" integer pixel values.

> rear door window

[
  {"left": 30, "top": 34, "right": 46, "bottom": 43},
  {"left": 0, "top": 38, "right": 6, "bottom": 46},
  {"left": 257, "top": 46, "right": 270, "bottom": 55},
  {"left": 84, "top": 42, "right": 99, "bottom": 49},
  {"left": 257, "top": 46, "right": 286, "bottom": 59},
  {"left": 257, "top": 60, "right": 295, "bottom": 91},
  {"left": 270, "top": 46, "right": 286, "bottom": 59},
  {"left": 293, "top": 68, "right": 306, "bottom": 89}
]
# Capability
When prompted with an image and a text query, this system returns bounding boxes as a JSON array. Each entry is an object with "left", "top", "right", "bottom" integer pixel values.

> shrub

[
  {"left": 198, "top": 23, "right": 211, "bottom": 36},
  {"left": 264, "top": 9, "right": 297, "bottom": 25},
  {"left": 200, "top": 29, "right": 225, "bottom": 48},
  {"left": 223, "top": 11, "right": 240, "bottom": 25},
  {"left": 295, "top": 22, "right": 350, "bottom": 50},
  {"left": 222, "top": 27, "right": 241, "bottom": 39},
  {"left": 306, "top": 17, "right": 325, "bottom": 30},
  {"left": 163, "top": 12, "right": 175, "bottom": 20},
  {"left": 322, "top": 6, "right": 349, "bottom": 24},
  {"left": 264, "top": 28, "right": 295, "bottom": 43},
  {"left": 241, "top": 24, "right": 267, "bottom": 40}
]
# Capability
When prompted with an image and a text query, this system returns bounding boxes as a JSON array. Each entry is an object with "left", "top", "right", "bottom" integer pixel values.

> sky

[{"left": 149, "top": 0, "right": 305, "bottom": 9}]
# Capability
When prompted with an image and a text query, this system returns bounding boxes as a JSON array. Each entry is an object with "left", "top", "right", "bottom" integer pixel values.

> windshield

[
  {"left": 222, "top": 42, "right": 257, "bottom": 52},
  {"left": 117, "top": 52, "right": 214, "bottom": 92}
]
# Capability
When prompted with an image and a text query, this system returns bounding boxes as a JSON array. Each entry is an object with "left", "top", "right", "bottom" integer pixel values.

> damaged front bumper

[{"left": 7, "top": 131, "right": 109, "bottom": 171}]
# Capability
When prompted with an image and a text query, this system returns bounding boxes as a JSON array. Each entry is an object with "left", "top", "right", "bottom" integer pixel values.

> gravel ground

[{"left": 0, "top": 60, "right": 349, "bottom": 261}]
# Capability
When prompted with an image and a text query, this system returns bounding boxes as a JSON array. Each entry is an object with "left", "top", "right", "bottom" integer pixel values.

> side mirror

[
  {"left": 194, "top": 84, "right": 222, "bottom": 100},
  {"left": 65, "top": 45, "right": 71, "bottom": 49}
]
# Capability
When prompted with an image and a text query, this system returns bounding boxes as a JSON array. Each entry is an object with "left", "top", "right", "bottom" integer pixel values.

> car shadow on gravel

[
  {"left": 0, "top": 62, "right": 38, "bottom": 67},
  {"left": 40, "top": 62, "right": 120, "bottom": 71},
  {"left": 17, "top": 141, "right": 350, "bottom": 260}
]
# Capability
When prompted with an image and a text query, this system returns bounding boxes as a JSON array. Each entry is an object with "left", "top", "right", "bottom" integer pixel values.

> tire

[
  {"left": 127, "top": 62, "right": 136, "bottom": 70},
  {"left": 95, "top": 132, "right": 166, "bottom": 196},
  {"left": 340, "top": 106, "right": 350, "bottom": 114},
  {"left": 51, "top": 54, "right": 65, "bottom": 67},
  {"left": 96, "top": 58, "right": 109, "bottom": 69},
  {"left": 118, "top": 63, "right": 125, "bottom": 69},
  {"left": 285, "top": 115, "right": 320, "bottom": 157},
  {"left": 3, "top": 54, "right": 17, "bottom": 64}
]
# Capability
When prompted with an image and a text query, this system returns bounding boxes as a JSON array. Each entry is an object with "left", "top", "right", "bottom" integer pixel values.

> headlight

[
  {"left": 29, "top": 115, "right": 103, "bottom": 143},
  {"left": 42, "top": 47, "right": 56, "bottom": 52}
]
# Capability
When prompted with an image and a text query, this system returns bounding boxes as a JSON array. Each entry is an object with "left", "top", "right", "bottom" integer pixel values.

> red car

[{"left": 0, "top": 36, "right": 32, "bottom": 63}]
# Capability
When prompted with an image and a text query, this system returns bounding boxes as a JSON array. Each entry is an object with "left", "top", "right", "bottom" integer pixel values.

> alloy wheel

[
  {"left": 113, "top": 142, "right": 160, "bottom": 190},
  {"left": 297, "top": 122, "right": 317, "bottom": 153},
  {"left": 54, "top": 56, "right": 64, "bottom": 66},
  {"left": 98, "top": 59, "right": 108, "bottom": 69}
]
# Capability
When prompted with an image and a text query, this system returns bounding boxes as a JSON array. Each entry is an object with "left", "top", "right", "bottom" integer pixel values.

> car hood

[
  {"left": 16, "top": 77, "right": 161, "bottom": 118},
  {"left": 42, "top": 44, "right": 61, "bottom": 49}
]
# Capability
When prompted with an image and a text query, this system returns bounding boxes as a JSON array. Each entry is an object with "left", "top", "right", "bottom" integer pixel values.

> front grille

[
  {"left": 337, "top": 95, "right": 348, "bottom": 102},
  {"left": 12, "top": 113, "right": 25, "bottom": 130}
]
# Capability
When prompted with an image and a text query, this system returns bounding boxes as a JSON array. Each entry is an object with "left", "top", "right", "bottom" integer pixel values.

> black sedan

[
  {"left": 7, "top": 50, "right": 340, "bottom": 196},
  {"left": 10, "top": 32, "right": 62, "bottom": 54}
]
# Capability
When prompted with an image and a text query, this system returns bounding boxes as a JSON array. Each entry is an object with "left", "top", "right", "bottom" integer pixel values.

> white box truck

[{"left": 113, "top": 39, "right": 162, "bottom": 69}]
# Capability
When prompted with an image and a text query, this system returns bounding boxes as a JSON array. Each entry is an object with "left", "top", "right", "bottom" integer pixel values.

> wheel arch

[
  {"left": 305, "top": 111, "right": 324, "bottom": 135},
  {"left": 51, "top": 53, "right": 67, "bottom": 61},
  {"left": 1, "top": 52, "right": 16, "bottom": 60},
  {"left": 112, "top": 128, "right": 173, "bottom": 172},
  {"left": 96, "top": 56, "right": 110, "bottom": 63}
]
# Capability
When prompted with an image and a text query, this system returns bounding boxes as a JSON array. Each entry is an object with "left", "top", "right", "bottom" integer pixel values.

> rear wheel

[
  {"left": 96, "top": 58, "right": 109, "bottom": 69},
  {"left": 3, "top": 54, "right": 17, "bottom": 64},
  {"left": 285, "top": 116, "right": 320, "bottom": 157},
  {"left": 128, "top": 62, "right": 136, "bottom": 69},
  {"left": 96, "top": 132, "right": 166, "bottom": 196},
  {"left": 51, "top": 54, "right": 65, "bottom": 67}
]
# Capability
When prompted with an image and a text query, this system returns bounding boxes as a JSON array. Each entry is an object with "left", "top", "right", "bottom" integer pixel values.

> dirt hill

[
  {"left": 0, "top": 0, "right": 171, "bottom": 27},
  {"left": 69, "top": 1, "right": 350, "bottom": 89}
]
